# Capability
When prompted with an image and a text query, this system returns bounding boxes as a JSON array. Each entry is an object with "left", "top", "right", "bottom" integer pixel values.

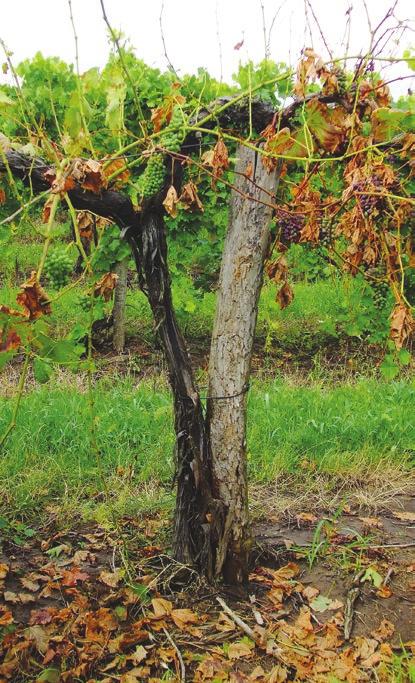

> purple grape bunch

[
  {"left": 278, "top": 212, "right": 304, "bottom": 244},
  {"left": 354, "top": 178, "right": 382, "bottom": 217}
]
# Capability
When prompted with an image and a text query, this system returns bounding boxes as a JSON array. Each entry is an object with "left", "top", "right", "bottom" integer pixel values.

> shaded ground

[{"left": 1, "top": 494, "right": 414, "bottom": 681}]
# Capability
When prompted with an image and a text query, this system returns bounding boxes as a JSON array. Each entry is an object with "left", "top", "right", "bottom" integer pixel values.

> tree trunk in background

[
  {"left": 206, "top": 145, "right": 278, "bottom": 584},
  {"left": 112, "top": 257, "right": 128, "bottom": 353}
]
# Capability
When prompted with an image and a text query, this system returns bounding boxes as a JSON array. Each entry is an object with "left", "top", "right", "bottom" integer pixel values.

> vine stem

[{"left": 0, "top": 352, "right": 30, "bottom": 451}]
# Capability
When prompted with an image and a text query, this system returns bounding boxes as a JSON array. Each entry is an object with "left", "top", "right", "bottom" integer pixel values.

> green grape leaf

[
  {"left": 33, "top": 357, "right": 53, "bottom": 383},
  {"left": 0, "top": 91, "right": 14, "bottom": 106},
  {"left": 403, "top": 49, "right": 415, "bottom": 72},
  {"left": 380, "top": 354, "right": 400, "bottom": 379},
  {"left": 0, "top": 350, "right": 15, "bottom": 371}
]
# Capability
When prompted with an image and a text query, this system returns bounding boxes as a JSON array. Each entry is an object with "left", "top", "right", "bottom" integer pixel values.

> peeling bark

[
  {"left": 206, "top": 145, "right": 279, "bottom": 584},
  {"left": 130, "top": 210, "right": 223, "bottom": 577}
]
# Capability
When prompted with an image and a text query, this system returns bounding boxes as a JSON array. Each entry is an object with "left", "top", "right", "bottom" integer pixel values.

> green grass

[
  {"left": 0, "top": 376, "right": 413, "bottom": 521},
  {"left": 0, "top": 270, "right": 369, "bottom": 350}
]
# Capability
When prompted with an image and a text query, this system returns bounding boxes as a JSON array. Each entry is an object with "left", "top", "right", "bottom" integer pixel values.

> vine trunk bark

[
  {"left": 130, "top": 208, "right": 224, "bottom": 580},
  {"left": 206, "top": 145, "right": 278, "bottom": 584}
]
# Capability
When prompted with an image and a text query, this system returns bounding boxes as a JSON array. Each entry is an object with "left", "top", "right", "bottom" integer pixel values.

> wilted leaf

[
  {"left": 203, "top": 138, "right": 229, "bottom": 187},
  {"left": 103, "top": 156, "right": 130, "bottom": 187},
  {"left": 277, "top": 281, "right": 294, "bottom": 309},
  {"left": 85, "top": 608, "right": 118, "bottom": 643},
  {"left": 302, "top": 585, "right": 320, "bottom": 602},
  {"left": 359, "top": 517, "right": 383, "bottom": 528},
  {"left": 216, "top": 611, "right": 236, "bottom": 632},
  {"left": 162, "top": 185, "right": 179, "bottom": 217},
  {"left": 304, "top": 100, "right": 346, "bottom": 153},
  {"left": 266, "top": 256, "right": 288, "bottom": 284},
  {"left": 81, "top": 159, "right": 106, "bottom": 193},
  {"left": 42, "top": 197, "right": 54, "bottom": 224},
  {"left": 17, "top": 272, "right": 51, "bottom": 320},
  {"left": 390, "top": 303, "right": 414, "bottom": 350},
  {"left": 295, "top": 512, "right": 317, "bottom": 525},
  {"left": 310, "top": 594, "right": 332, "bottom": 613},
  {"left": 179, "top": 181, "right": 204, "bottom": 212},
  {"left": 93, "top": 272, "right": 118, "bottom": 301},
  {"left": 25, "top": 625, "right": 49, "bottom": 653},
  {"left": 77, "top": 210, "right": 95, "bottom": 240},
  {"left": 20, "top": 576, "right": 40, "bottom": 591},
  {"left": 0, "top": 329, "right": 21, "bottom": 352},
  {"left": 36, "top": 668, "right": 60, "bottom": 683},
  {"left": 29, "top": 608, "right": 56, "bottom": 625}
]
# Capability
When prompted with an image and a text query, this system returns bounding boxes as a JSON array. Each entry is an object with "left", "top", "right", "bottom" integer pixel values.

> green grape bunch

[
  {"left": 319, "top": 217, "right": 333, "bottom": 247},
  {"left": 136, "top": 108, "right": 185, "bottom": 201},
  {"left": 44, "top": 248, "right": 73, "bottom": 289},
  {"left": 159, "top": 107, "right": 185, "bottom": 153},
  {"left": 365, "top": 264, "right": 390, "bottom": 310},
  {"left": 137, "top": 153, "right": 166, "bottom": 199},
  {"left": 78, "top": 291, "right": 91, "bottom": 312}
]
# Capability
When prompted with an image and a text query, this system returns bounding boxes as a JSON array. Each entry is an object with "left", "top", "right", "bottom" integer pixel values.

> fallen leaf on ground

[{"left": 228, "top": 639, "right": 255, "bottom": 660}]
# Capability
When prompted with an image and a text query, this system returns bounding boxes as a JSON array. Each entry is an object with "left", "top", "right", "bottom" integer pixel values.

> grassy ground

[{"left": 1, "top": 375, "right": 414, "bottom": 523}]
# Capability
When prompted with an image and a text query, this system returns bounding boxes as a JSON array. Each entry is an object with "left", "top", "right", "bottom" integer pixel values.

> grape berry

[{"left": 44, "top": 248, "right": 73, "bottom": 289}]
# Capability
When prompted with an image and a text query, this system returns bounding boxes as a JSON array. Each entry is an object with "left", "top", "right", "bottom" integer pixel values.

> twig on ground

[
  {"left": 344, "top": 569, "right": 364, "bottom": 641},
  {"left": 163, "top": 627, "right": 185, "bottom": 682},
  {"left": 216, "top": 596, "right": 257, "bottom": 641}
]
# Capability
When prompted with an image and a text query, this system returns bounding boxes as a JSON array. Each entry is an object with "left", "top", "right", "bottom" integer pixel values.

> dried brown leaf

[{"left": 162, "top": 185, "right": 179, "bottom": 218}]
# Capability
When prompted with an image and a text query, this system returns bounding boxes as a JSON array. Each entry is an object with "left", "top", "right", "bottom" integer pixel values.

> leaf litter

[{"left": 0, "top": 501, "right": 415, "bottom": 682}]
